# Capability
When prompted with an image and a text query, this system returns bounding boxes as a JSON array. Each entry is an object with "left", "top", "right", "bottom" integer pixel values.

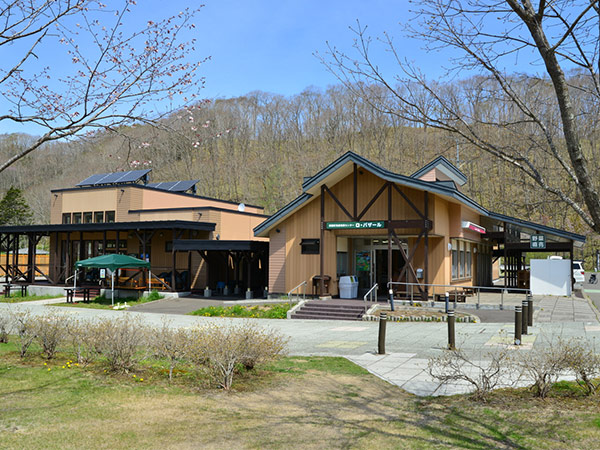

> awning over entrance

[{"left": 173, "top": 240, "right": 268, "bottom": 252}]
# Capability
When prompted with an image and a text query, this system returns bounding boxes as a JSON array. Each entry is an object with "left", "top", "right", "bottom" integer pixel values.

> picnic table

[
  {"left": 3, "top": 284, "right": 27, "bottom": 298},
  {"left": 65, "top": 287, "right": 92, "bottom": 303}
]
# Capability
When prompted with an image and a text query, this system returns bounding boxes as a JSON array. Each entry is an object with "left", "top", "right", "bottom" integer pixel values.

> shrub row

[
  {"left": 428, "top": 337, "right": 600, "bottom": 401},
  {"left": 0, "top": 308, "right": 288, "bottom": 389}
]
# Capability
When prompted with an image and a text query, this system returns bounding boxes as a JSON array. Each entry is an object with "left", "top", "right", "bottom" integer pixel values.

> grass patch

[
  {"left": 0, "top": 293, "right": 63, "bottom": 303},
  {"left": 55, "top": 291, "right": 163, "bottom": 310},
  {"left": 189, "top": 303, "right": 292, "bottom": 319},
  {"left": 1, "top": 344, "right": 600, "bottom": 448}
]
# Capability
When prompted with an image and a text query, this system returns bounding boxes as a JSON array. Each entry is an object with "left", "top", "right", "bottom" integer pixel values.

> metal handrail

[
  {"left": 387, "top": 281, "right": 531, "bottom": 310},
  {"left": 287, "top": 281, "right": 307, "bottom": 305},
  {"left": 363, "top": 283, "right": 378, "bottom": 312}
]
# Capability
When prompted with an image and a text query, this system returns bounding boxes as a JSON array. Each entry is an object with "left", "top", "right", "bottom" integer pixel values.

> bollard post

[
  {"left": 514, "top": 305, "right": 522, "bottom": 345},
  {"left": 378, "top": 312, "right": 387, "bottom": 355},
  {"left": 445, "top": 292, "right": 449, "bottom": 314},
  {"left": 477, "top": 288, "right": 480, "bottom": 309},
  {"left": 388, "top": 289, "right": 395, "bottom": 312},
  {"left": 527, "top": 294, "right": 533, "bottom": 327},
  {"left": 500, "top": 289, "right": 505, "bottom": 310},
  {"left": 521, "top": 300, "right": 528, "bottom": 335},
  {"left": 447, "top": 309, "right": 456, "bottom": 350}
]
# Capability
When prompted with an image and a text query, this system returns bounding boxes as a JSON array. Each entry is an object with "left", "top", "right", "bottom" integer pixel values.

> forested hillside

[{"left": 0, "top": 83, "right": 594, "bottom": 246}]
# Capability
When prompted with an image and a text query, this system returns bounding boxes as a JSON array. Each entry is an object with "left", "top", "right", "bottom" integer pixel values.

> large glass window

[
  {"left": 451, "top": 240, "right": 458, "bottom": 279},
  {"left": 459, "top": 241, "right": 465, "bottom": 278},
  {"left": 72, "top": 212, "right": 82, "bottom": 224},
  {"left": 452, "top": 239, "right": 473, "bottom": 280},
  {"left": 62, "top": 213, "right": 71, "bottom": 224},
  {"left": 83, "top": 212, "right": 93, "bottom": 224},
  {"left": 105, "top": 211, "right": 115, "bottom": 223},
  {"left": 466, "top": 245, "right": 472, "bottom": 277},
  {"left": 94, "top": 211, "right": 104, "bottom": 223}
]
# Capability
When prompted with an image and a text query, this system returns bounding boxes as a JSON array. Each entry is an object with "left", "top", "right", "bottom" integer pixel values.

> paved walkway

[{"left": 2, "top": 301, "right": 600, "bottom": 396}]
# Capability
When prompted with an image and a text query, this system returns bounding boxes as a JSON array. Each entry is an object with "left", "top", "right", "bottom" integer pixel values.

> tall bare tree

[
  {"left": 0, "top": 0, "right": 205, "bottom": 173},
  {"left": 321, "top": 0, "right": 600, "bottom": 232}
]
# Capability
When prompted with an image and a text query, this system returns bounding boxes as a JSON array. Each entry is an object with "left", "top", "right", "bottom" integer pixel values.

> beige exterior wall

[
  {"left": 141, "top": 188, "right": 264, "bottom": 214},
  {"left": 50, "top": 186, "right": 266, "bottom": 236}
]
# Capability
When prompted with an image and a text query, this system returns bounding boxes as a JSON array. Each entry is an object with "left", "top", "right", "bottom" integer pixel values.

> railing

[
  {"left": 387, "top": 281, "right": 531, "bottom": 310},
  {"left": 287, "top": 281, "right": 307, "bottom": 305},
  {"left": 363, "top": 283, "right": 378, "bottom": 312}
]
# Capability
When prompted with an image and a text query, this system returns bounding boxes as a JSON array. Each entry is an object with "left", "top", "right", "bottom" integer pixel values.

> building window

[
  {"left": 62, "top": 213, "right": 71, "bottom": 224},
  {"left": 459, "top": 241, "right": 465, "bottom": 278},
  {"left": 466, "top": 245, "right": 472, "bottom": 277},
  {"left": 105, "top": 211, "right": 115, "bottom": 223},
  {"left": 83, "top": 212, "right": 93, "bottom": 224},
  {"left": 452, "top": 239, "right": 473, "bottom": 280},
  {"left": 72, "top": 212, "right": 82, "bottom": 224},
  {"left": 451, "top": 240, "right": 458, "bottom": 279},
  {"left": 300, "top": 239, "right": 320, "bottom": 255},
  {"left": 94, "top": 212, "right": 104, "bottom": 223}
]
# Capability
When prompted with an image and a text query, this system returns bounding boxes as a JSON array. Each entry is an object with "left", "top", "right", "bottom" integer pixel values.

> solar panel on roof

[
  {"left": 147, "top": 180, "right": 198, "bottom": 192},
  {"left": 76, "top": 173, "right": 105, "bottom": 186},
  {"left": 76, "top": 169, "right": 151, "bottom": 187}
]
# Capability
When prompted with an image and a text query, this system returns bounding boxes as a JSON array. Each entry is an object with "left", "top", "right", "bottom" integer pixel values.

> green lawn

[
  {"left": 1, "top": 340, "right": 600, "bottom": 449},
  {"left": 55, "top": 291, "right": 162, "bottom": 310},
  {"left": 189, "top": 303, "right": 292, "bottom": 319},
  {"left": 0, "top": 293, "right": 63, "bottom": 303}
]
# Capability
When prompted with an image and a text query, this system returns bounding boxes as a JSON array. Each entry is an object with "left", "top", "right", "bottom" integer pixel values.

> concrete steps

[{"left": 291, "top": 300, "right": 365, "bottom": 321}]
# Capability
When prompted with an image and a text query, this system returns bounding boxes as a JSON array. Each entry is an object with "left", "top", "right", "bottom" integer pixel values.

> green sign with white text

[
  {"left": 530, "top": 234, "right": 546, "bottom": 249},
  {"left": 325, "top": 221, "right": 385, "bottom": 230}
]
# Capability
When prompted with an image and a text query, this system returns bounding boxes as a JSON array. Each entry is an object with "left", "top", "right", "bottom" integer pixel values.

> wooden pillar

[
  {"left": 569, "top": 241, "right": 574, "bottom": 291},
  {"left": 66, "top": 231, "right": 71, "bottom": 281},
  {"left": 424, "top": 192, "right": 429, "bottom": 300},
  {"left": 12, "top": 233, "right": 19, "bottom": 283},
  {"left": 503, "top": 222, "right": 507, "bottom": 290},
  {"left": 320, "top": 184, "right": 325, "bottom": 295},
  {"left": 247, "top": 253, "right": 252, "bottom": 294},
  {"left": 387, "top": 183, "right": 392, "bottom": 290},
  {"left": 353, "top": 163, "right": 358, "bottom": 220},
  {"left": 53, "top": 232, "right": 59, "bottom": 282},
  {"left": 3, "top": 234, "right": 8, "bottom": 283},
  {"left": 30, "top": 233, "right": 37, "bottom": 283},
  {"left": 171, "top": 229, "right": 176, "bottom": 291},
  {"left": 102, "top": 230, "right": 107, "bottom": 255},
  {"left": 187, "top": 250, "right": 192, "bottom": 290},
  {"left": 115, "top": 230, "right": 120, "bottom": 255}
]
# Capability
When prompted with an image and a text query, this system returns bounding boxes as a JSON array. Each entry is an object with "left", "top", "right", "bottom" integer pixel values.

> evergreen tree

[{"left": 0, "top": 187, "right": 33, "bottom": 225}]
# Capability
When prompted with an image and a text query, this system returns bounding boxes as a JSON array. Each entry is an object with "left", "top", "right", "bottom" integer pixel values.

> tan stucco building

[{"left": 1, "top": 170, "right": 268, "bottom": 294}]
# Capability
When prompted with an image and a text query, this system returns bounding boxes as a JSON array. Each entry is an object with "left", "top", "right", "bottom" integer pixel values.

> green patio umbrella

[{"left": 75, "top": 254, "right": 150, "bottom": 306}]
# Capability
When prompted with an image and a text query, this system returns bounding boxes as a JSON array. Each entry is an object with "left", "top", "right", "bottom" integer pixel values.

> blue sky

[
  {"left": 0, "top": 0, "right": 545, "bottom": 135},
  {"left": 2, "top": 0, "right": 429, "bottom": 135},
  {"left": 195, "top": 0, "right": 418, "bottom": 98}
]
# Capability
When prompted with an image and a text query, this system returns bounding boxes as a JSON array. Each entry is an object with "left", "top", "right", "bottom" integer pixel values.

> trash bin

[{"left": 339, "top": 275, "right": 359, "bottom": 299}]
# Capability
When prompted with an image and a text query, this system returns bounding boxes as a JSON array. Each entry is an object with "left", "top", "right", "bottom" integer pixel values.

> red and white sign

[{"left": 461, "top": 221, "right": 486, "bottom": 234}]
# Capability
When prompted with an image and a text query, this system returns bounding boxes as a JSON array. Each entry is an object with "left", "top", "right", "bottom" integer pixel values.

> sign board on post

[
  {"left": 325, "top": 221, "right": 385, "bottom": 230},
  {"left": 99, "top": 268, "right": 106, "bottom": 279},
  {"left": 530, "top": 234, "right": 546, "bottom": 249}
]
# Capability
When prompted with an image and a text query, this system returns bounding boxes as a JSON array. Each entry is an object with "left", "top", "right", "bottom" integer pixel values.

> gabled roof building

[{"left": 255, "top": 152, "right": 584, "bottom": 297}]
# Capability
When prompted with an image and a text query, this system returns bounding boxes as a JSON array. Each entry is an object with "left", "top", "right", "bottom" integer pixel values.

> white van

[{"left": 572, "top": 261, "right": 585, "bottom": 283}]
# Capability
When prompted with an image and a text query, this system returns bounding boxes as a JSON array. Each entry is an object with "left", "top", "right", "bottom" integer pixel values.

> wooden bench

[
  {"left": 434, "top": 290, "right": 467, "bottom": 303},
  {"left": 3, "top": 284, "right": 27, "bottom": 298}
]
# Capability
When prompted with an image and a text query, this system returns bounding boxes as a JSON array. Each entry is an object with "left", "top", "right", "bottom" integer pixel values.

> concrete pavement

[{"left": 2, "top": 301, "right": 600, "bottom": 396}]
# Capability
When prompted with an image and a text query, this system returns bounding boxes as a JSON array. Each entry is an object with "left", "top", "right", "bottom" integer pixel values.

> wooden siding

[
  {"left": 276, "top": 169, "right": 490, "bottom": 293},
  {"left": 268, "top": 227, "right": 286, "bottom": 293}
]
